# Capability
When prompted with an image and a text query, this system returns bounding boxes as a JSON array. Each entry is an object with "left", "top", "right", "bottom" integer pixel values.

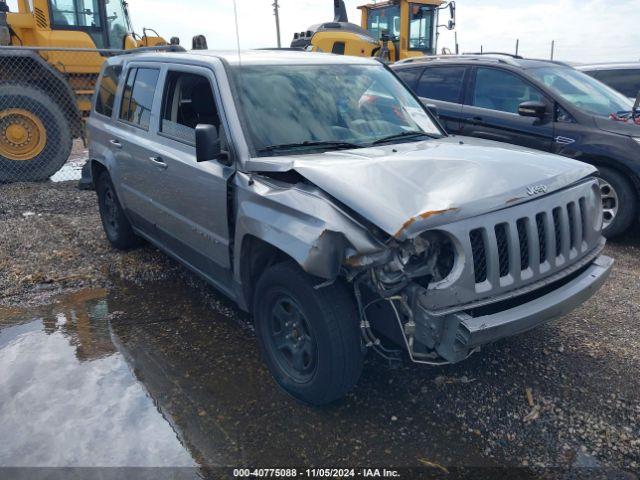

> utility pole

[
  {"left": 550, "top": 40, "right": 555, "bottom": 60},
  {"left": 515, "top": 39, "right": 519, "bottom": 57},
  {"left": 273, "top": 0, "right": 282, "bottom": 48}
]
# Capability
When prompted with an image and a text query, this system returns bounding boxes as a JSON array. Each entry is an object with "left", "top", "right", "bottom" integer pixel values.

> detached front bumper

[{"left": 414, "top": 255, "right": 614, "bottom": 363}]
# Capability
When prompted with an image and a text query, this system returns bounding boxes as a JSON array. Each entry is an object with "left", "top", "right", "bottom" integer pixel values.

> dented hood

[{"left": 247, "top": 136, "right": 597, "bottom": 240}]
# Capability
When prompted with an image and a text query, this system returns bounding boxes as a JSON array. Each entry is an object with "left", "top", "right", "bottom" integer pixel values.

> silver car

[{"left": 88, "top": 49, "right": 613, "bottom": 405}]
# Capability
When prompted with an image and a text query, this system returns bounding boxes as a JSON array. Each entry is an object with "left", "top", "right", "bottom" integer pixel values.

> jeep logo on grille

[{"left": 527, "top": 184, "right": 548, "bottom": 196}]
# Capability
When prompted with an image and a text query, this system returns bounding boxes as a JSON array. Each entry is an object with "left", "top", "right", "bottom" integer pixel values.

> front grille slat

[
  {"left": 470, "top": 229, "right": 487, "bottom": 284},
  {"left": 517, "top": 218, "right": 530, "bottom": 271},
  {"left": 536, "top": 213, "right": 547, "bottom": 264},
  {"left": 494, "top": 224, "right": 510, "bottom": 278},
  {"left": 557, "top": 206, "right": 572, "bottom": 261},
  {"left": 485, "top": 227, "right": 501, "bottom": 286}
]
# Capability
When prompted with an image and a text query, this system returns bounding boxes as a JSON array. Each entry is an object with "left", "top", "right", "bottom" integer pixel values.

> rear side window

[
  {"left": 472, "top": 68, "right": 544, "bottom": 114},
  {"left": 592, "top": 69, "right": 640, "bottom": 98},
  {"left": 119, "top": 67, "right": 160, "bottom": 130},
  {"left": 394, "top": 67, "right": 423, "bottom": 90},
  {"left": 417, "top": 66, "right": 466, "bottom": 103},
  {"left": 94, "top": 65, "right": 122, "bottom": 117}
]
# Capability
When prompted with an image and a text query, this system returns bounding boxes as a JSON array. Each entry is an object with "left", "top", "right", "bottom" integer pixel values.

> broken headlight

[{"left": 377, "top": 230, "right": 456, "bottom": 288}]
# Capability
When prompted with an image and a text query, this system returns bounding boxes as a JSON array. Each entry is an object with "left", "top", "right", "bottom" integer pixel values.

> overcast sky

[
  {"left": 7, "top": 0, "right": 639, "bottom": 62},
  {"left": 126, "top": 0, "right": 639, "bottom": 63}
]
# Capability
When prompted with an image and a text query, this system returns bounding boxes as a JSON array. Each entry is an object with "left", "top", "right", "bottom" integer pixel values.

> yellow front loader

[
  {"left": 292, "top": 0, "right": 456, "bottom": 63},
  {"left": 0, "top": 0, "right": 173, "bottom": 182}
]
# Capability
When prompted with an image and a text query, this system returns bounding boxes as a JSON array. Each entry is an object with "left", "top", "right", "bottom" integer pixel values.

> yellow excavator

[
  {"left": 0, "top": 0, "right": 175, "bottom": 181},
  {"left": 292, "top": 0, "right": 456, "bottom": 62}
]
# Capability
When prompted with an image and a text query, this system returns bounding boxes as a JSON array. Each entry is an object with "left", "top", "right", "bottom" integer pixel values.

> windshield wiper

[
  {"left": 372, "top": 131, "right": 435, "bottom": 145},
  {"left": 257, "top": 141, "right": 362, "bottom": 154}
]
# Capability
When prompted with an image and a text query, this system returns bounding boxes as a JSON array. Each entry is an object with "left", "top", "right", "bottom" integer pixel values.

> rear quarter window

[
  {"left": 94, "top": 65, "right": 122, "bottom": 118},
  {"left": 394, "top": 67, "right": 422, "bottom": 90},
  {"left": 417, "top": 66, "right": 466, "bottom": 103}
]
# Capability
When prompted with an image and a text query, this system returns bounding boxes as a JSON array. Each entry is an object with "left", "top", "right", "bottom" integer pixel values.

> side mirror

[
  {"left": 196, "top": 124, "right": 222, "bottom": 163},
  {"left": 425, "top": 102, "right": 439, "bottom": 118},
  {"left": 518, "top": 101, "right": 547, "bottom": 118}
]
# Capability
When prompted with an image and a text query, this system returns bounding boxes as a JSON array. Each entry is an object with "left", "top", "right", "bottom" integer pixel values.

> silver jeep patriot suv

[{"left": 88, "top": 49, "right": 613, "bottom": 405}]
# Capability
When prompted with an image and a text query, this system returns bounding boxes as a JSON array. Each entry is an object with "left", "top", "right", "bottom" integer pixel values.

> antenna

[
  {"left": 232, "top": 0, "right": 242, "bottom": 64},
  {"left": 273, "top": 0, "right": 282, "bottom": 48}
]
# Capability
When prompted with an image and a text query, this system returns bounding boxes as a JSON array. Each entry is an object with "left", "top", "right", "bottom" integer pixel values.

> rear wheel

[
  {"left": 597, "top": 166, "right": 637, "bottom": 238},
  {"left": 0, "top": 83, "right": 73, "bottom": 182},
  {"left": 253, "top": 261, "right": 364, "bottom": 405},
  {"left": 96, "top": 171, "right": 143, "bottom": 250}
]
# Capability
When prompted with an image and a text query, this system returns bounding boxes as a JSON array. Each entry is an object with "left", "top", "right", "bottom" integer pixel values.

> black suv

[{"left": 392, "top": 54, "right": 640, "bottom": 237}]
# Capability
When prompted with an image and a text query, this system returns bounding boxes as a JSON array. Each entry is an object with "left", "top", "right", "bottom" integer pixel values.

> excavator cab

[
  {"left": 292, "top": 0, "right": 455, "bottom": 63},
  {"left": 4, "top": 0, "right": 165, "bottom": 50}
]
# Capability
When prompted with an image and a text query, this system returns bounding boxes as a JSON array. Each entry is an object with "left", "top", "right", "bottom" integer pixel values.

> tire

[
  {"left": 253, "top": 261, "right": 364, "bottom": 405},
  {"left": 597, "top": 166, "right": 637, "bottom": 238},
  {"left": 0, "top": 83, "right": 73, "bottom": 182},
  {"left": 96, "top": 171, "right": 143, "bottom": 250}
]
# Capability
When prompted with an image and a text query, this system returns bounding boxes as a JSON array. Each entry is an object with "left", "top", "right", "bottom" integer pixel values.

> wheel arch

[
  {"left": 590, "top": 156, "right": 640, "bottom": 199},
  {"left": 238, "top": 235, "right": 299, "bottom": 314},
  {"left": 0, "top": 49, "right": 83, "bottom": 138}
]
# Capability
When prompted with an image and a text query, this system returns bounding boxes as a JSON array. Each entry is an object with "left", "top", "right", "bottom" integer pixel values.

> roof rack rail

[
  {"left": 395, "top": 54, "right": 515, "bottom": 65},
  {"left": 117, "top": 44, "right": 186, "bottom": 56},
  {"left": 463, "top": 51, "right": 524, "bottom": 59}
]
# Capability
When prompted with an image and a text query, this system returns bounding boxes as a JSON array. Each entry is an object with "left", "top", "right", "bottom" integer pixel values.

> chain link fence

[{"left": 0, "top": 47, "right": 124, "bottom": 184}]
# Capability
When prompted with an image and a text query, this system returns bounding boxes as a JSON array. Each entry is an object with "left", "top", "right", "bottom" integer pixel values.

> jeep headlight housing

[{"left": 378, "top": 231, "right": 457, "bottom": 288}]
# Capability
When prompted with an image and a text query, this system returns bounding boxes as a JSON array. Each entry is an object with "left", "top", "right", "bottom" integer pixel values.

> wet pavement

[{"left": 0, "top": 281, "right": 494, "bottom": 471}]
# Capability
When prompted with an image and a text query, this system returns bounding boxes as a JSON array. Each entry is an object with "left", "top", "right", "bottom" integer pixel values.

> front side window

[
  {"left": 119, "top": 67, "right": 160, "bottom": 130},
  {"left": 417, "top": 66, "right": 466, "bottom": 103},
  {"left": 94, "top": 65, "right": 122, "bottom": 117},
  {"left": 472, "top": 68, "right": 545, "bottom": 114},
  {"left": 161, "top": 71, "right": 220, "bottom": 145},
  {"left": 366, "top": 6, "right": 401, "bottom": 40},
  {"left": 408, "top": 4, "right": 434, "bottom": 51},
  {"left": 529, "top": 66, "right": 633, "bottom": 117},
  {"left": 50, "top": 0, "right": 102, "bottom": 28},
  {"left": 592, "top": 69, "right": 640, "bottom": 99},
  {"left": 232, "top": 64, "right": 442, "bottom": 157}
]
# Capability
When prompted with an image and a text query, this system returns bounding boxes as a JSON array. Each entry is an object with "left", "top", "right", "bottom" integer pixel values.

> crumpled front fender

[{"left": 233, "top": 172, "right": 385, "bottom": 282}]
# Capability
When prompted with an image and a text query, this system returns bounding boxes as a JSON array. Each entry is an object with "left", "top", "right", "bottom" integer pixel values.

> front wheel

[
  {"left": 253, "top": 262, "right": 364, "bottom": 405},
  {"left": 597, "top": 166, "right": 637, "bottom": 238}
]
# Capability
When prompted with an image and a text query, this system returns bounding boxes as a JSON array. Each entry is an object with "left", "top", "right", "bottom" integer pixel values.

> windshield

[
  {"left": 529, "top": 66, "right": 633, "bottom": 117},
  {"left": 232, "top": 64, "right": 442, "bottom": 157}
]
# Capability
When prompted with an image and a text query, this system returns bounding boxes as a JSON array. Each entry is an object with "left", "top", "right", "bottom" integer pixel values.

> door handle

[
  {"left": 471, "top": 116, "right": 484, "bottom": 125},
  {"left": 109, "top": 139, "right": 122, "bottom": 149},
  {"left": 149, "top": 156, "right": 168, "bottom": 170}
]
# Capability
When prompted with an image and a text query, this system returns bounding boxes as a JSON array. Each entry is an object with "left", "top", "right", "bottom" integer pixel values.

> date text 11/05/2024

[{"left": 233, "top": 468, "right": 401, "bottom": 478}]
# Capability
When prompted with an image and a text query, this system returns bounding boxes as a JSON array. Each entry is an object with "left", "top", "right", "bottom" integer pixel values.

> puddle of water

[
  {"left": 0, "top": 281, "right": 491, "bottom": 469},
  {"left": 0, "top": 290, "right": 195, "bottom": 468}
]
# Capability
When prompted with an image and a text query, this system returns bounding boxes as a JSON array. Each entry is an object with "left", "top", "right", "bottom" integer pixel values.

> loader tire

[{"left": 0, "top": 83, "right": 73, "bottom": 183}]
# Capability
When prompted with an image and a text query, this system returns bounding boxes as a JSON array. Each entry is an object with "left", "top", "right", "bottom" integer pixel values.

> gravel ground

[{"left": 0, "top": 181, "right": 638, "bottom": 475}]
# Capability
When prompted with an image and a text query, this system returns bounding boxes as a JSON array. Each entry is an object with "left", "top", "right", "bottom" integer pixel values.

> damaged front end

[
  {"left": 345, "top": 228, "right": 468, "bottom": 365},
  {"left": 341, "top": 178, "right": 612, "bottom": 366},
  {"left": 238, "top": 166, "right": 611, "bottom": 367}
]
